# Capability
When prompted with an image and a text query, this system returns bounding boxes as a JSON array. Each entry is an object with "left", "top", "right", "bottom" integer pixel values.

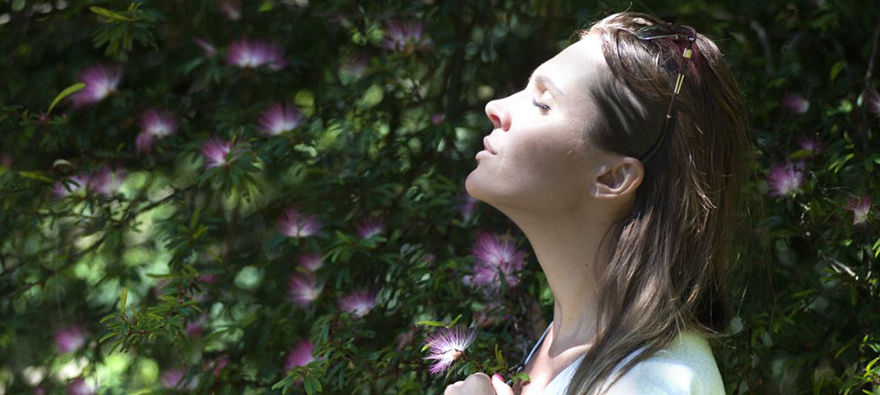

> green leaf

[
  {"left": 17, "top": 171, "right": 54, "bottom": 183},
  {"left": 120, "top": 288, "right": 128, "bottom": 315},
  {"left": 90, "top": 6, "right": 134, "bottom": 21},
  {"left": 47, "top": 83, "right": 86, "bottom": 114},
  {"left": 99, "top": 331, "right": 117, "bottom": 344},
  {"left": 829, "top": 61, "right": 845, "bottom": 82}
]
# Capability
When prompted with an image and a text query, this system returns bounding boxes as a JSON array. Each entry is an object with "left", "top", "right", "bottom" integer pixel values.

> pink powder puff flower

[
  {"left": 781, "top": 92, "right": 809, "bottom": 114},
  {"left": 460, "top": 194, "right": 477, "bottom": 220},
  {"left": 797, "top": 135, "right": 822, "bottom": 156},
  {"left": 202, "top": 137, "right": 233, "bottom": 169},
  {"left": 136, "top": 108, "right": 177, "bottom": 155},
  {"left": 192, "top": 37, "right": 217, "bottom": 57},
  {"left": 865, "top": 85, "right": 880, "bottom": 115},
  {"left": 66, "top": 378, "right": 96, "bottom": 395},
  {"left": 338, "top": 290, "right": 377, "bottom": 318},
  {"left": 288, "top": 272, "right": 323, "bottom": 307},
  {"left": 69, "top": 63, "right": 123, "bottom": 108},
  {"left": 423, "top": 326, "right": 477, "bottom": 376},
  {"left": 53, "top": 174, "right": 91, "bottom": 197},
  {"left": 161, "top": 367, "right": 186, "bottom": 388},
  {"left": 186, "top": 315, "right": 208, "bottom": 337},
  {"left": 356, "top": 216, "right": 385, "bottom": 239},
  {"left": 54, "top": 325, "right": 86, "bottom": 353},
  {"left": 208, "top": 355, "right": 229, "bottom": 377},
  {"left": 90, "top": 166, "right": 126, "bottom": 197},
  {"left": 284, "top": 339, "right": 317, "bottom": 371},
  {"left": 844, "top": 194, "right": 873, "bottom": 226},
  {"left": 339, "top": 50, "right": 368, "bottom": 77},
  {"left": 278, "top": 205, "right": 322, "bottom": 238},
  {"left": 217, "top": 0, "right": 241, "bottom": 21},
  {"left": 397, "top": 326, "right": 416, "bottom": 350},
  {"left": 468, "top": 231, "right": 526, "bottom": 292},
  {"left": 382, "top": 19, "right": 434, "bottom": 54},
  {"left": 258, "top": 103, "right": 304, "bottom": 136},
  {"left": 767, "top": 160, "right": 805, "bottom": 198},
  {"left": 226, "top": 38, "right": 287, "bottom": 71},
  {"left": 298, "top": 252, "right": 324, "bottom": 271}
]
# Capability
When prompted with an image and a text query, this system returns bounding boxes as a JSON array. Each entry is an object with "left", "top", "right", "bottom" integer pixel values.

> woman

[{"left": 449, "top": 11, "right": 754, "bottom": 395}]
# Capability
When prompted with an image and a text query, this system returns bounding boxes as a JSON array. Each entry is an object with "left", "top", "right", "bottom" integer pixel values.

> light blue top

[{"left": 512, "top": 321, "right": 726, "bottom": 394}]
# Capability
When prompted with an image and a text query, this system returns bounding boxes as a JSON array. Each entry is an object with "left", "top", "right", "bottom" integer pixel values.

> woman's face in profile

[{"left": 467, "top": 32, "right": 614, "bottom": 212}]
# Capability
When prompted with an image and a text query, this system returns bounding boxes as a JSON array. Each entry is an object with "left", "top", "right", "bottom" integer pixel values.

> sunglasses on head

[{"left": 632, "top": 23, "right": 697, "bottom": 164}]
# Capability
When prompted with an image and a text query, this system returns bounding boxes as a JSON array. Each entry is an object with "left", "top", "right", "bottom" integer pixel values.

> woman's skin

[{"left": 448, "top": 31, "right": 646, "bottom": 395}]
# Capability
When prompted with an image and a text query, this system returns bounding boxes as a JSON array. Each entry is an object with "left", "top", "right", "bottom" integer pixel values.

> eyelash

[{"left": 532, "top": 98, "right": 551, "bottom": 111}]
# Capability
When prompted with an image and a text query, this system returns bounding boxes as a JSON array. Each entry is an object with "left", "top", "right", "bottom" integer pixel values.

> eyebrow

[{"left": 527, "top": 70, "right": 565, "bottom": 98}]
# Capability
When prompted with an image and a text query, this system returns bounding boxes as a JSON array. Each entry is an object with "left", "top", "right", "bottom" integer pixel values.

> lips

[{"left": 483, "top": 137, "right": 496, "bottom": 154}]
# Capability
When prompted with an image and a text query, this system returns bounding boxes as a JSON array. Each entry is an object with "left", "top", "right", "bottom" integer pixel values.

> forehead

[{"left": 535, "top": 33, "right": 607, "bottom": 99}]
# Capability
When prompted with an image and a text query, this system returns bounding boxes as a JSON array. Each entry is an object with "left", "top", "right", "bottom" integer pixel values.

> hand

[{"left": 444, "top": 372, "right": 514, "bottom": 395}]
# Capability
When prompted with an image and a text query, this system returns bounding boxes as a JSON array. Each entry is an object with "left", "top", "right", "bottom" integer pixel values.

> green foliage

[{"left": 0, "top": 0, "right": 879, "bottom": 394}]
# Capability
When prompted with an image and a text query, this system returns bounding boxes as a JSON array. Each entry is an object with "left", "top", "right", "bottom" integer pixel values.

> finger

[
  {"left": 444, "top": 381, "right": 463, "bottom": 395},
  {"left": 464, "top": 372, "right": 491, "bottom": 384},
  {"left": 463, "top": 373, "right": 494, "bottom": 394},
  {"left": 492, "top": 373, "right": 514, "bottom": 395}
]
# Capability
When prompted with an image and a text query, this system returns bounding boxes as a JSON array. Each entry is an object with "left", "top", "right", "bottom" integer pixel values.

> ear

[{"left": 591, "top": 157, "right": 643, "bottom": 200}]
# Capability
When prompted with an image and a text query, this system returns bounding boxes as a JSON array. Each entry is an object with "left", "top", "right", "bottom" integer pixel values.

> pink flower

[
  {"left": 192, "top": 37, "right": 217, "bottom": 57},
  {"left": 423, "top": 326, "right": 477, "bottom": 376},
  {"left": 136, "top": 108, "right": 177, "bottom": 155},
  {"left": 284, "top": 339, "right": 317, "bottom": 371},
  {"left": 460, "top": 194, "right": 477, "bottom": 220},
  {"left": 288, "top": 272, "right": 323, "bottom": 307},
  {"left": 217, "top": 0, "right": 241, "bottom": 20},
  {"left": 186, "top": 315, "right": 208, "bottom": 337},
  {"left": 90, "top": 166, "right": 126, "bottom": 197},
  {"left": 781, "top": 92, "right": 809, "bottom": 114},
  {"left": 767, "top": 160, "right": 805, "bottom": 198},
  {"left": 339, "top": 50, "right": 368, "bottom": 77},
  {"left": 278, "top": 205, "right": 322, "bottom": 238},
  {"left": 467, "top": 231, "right": 526, "bottom": 292},
  {"left": 202, "top": 137, "right": 233, "bottom": 168},
  {"left": 69, "top": 63, "right": 123, "bottom": 108},
  {"left": 431, "top": 113, "right": 445, "bottom": 125},
  {"left": 54, "top": 325, "right": 86, "bottom": 353},
  {"left": 382, "top": 19, "right": 434, "bottom": 54},
  {"left": 845, "top": 194, "right": 873, "bottom": 226},
  {"left": 161, "top": 367, "right": 186, "bottom": 388},
  {"left": 797, "top": 135, "right": 822, "bottom": 156},
  {"left": 865, "top": 85, "right": 880, "bottom": 115},
  {"left": 298, "top": 252, "right": 324, "bottom": 271},
  {"left": 66, "top": 378, "right": 96, "bottom": 395},
  {"left": 207, "top": 355, "right": 229, "bottom": 377},
  {"left": 226, "top": 38, "right": 286, "bottom": 71},
  {"left": 356, "top": 216, "right": 385, "bottom": 239},
  {"left": 338, "top": 290, "right": 377, "bottom": 318},
  {"left": 258, "top": 103, "right": 304, "bottom": 136},
  {"left": 53, "top": 174, "right": 91, "bottom": 197},
  {"left": 397, "top": 326, "right": 416, "bottom": 350}
]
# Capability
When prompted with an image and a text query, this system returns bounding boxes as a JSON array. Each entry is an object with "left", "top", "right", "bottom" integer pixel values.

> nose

[{"left": 485, "top": 99, "right": 510, "bottom": 132}]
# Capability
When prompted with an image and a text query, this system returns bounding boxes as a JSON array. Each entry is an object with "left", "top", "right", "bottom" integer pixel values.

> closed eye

[{"left": 532, "top": 98, "right": 551, "bottom": 111}]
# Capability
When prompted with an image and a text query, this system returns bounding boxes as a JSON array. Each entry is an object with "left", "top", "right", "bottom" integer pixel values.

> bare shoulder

[{"left": 602, "top": 331, "right": 726, "bottom": 395}]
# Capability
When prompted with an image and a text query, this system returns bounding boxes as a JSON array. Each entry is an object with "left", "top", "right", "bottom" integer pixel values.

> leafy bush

[{"left": 0, "top": 0, "right": 878, "bottom": 394}]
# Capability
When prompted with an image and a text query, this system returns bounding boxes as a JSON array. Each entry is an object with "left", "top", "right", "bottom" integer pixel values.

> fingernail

[{"left": 493, "top": 373, "right": 504, "bottom": 382}]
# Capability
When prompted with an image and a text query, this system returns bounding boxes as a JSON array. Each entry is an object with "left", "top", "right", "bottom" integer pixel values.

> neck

[{"left": 499, "top": 201, "right": 617, "bottom": 356}]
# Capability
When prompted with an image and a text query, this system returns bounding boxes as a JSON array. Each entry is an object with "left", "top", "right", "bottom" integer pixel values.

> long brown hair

[{"left": 560, "top": 11, "right": 757, "bottom": 395}]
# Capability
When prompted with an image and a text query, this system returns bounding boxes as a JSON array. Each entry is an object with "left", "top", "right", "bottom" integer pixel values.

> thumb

[{"left": 491, "top": 373, "right": 514, "bottom": 395}]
